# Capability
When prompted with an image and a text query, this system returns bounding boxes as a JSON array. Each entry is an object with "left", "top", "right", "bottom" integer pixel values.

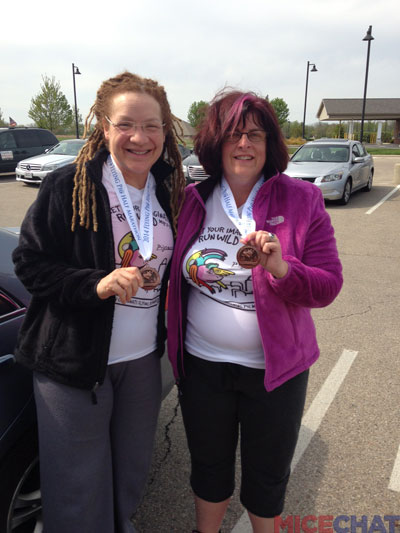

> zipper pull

[{"left": 91, "top": 382, "right": 99, "bottom": 405}]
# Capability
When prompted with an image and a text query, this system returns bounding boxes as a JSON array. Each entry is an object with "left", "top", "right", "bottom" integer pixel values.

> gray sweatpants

[{"left": 33, "top": 351, "right": 162, "bottom": 533}]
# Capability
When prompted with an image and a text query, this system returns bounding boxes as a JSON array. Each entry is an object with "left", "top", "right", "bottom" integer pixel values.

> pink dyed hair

[{"left": 195, "top": 89, "right": 289, "bottom": 179}]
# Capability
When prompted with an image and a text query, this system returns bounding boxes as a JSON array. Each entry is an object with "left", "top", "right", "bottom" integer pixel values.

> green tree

[
  {"left": 269, "top": 97, "right": 289, "bottom": 127},
  {"left": 65, "top": 106, "right": 85, "bottom": 136},
  {"left": 0, "top": 108, "right": 7, "bottom": 127},
  {"left": 188, "top": 100, "right": 208, "bottom": 129},
  {"left": 288, "top": 121, "right": 303, "bottom": 138},
  {"left": 28, "top": 75, "right": 74, "bottom": 133}
]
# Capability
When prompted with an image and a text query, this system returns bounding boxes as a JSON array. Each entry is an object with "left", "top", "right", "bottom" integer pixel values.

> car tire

[
  {"left": 339, "top": 178, "right": 352, "bottom": 205},
  {"left": 362, "top": 170, "right": 373, "bottom": 192},
  {"left": 0, "top": 428, "right": 42, "bottom": 533}
]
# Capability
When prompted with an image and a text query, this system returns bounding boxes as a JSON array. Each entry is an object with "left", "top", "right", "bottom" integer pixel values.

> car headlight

[
  {"left": 321, "top": 171, "right": 344, "bottom": 182},
  {"left": 42, "top": 163, "right": 60, "bottom": 171},
  {"left": 182, "top": 164, "right": 188, "bottom": 176}
]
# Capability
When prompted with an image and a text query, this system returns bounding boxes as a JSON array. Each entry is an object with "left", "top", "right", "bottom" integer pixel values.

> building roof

[
  {"left": 317, "top": 98, "right": 400, "bottom": 121},
  {"left": 173, "top": 117, "right": 196, "bottom": 137}
]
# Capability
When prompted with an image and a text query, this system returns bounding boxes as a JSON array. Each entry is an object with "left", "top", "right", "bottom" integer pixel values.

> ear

[{"left": 103, "top": 119, "right": 110, "bottom": 141}]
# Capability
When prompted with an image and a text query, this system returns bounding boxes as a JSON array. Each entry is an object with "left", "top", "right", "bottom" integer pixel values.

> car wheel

[
  {"left": 339, "top": 179, "right": 352, "bottom": 205},
  {"left": 362, "top": 170, "right": 373, "bottom": 192},
  {"left": 0, "top": 429, "right": 42, "bottom": 533}
]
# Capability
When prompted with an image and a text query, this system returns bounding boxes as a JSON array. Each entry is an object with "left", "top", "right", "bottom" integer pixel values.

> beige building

[
  {"left": 173, "top": 117, "right": 196, "bottom": 140},
  {"left": 317, "top": 98, "right": 400, "bottom": 144}
]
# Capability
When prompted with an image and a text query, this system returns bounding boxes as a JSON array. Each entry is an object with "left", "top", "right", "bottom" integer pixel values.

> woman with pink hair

[{"left": 168, "top": 89, "right": 343, "bottom": 532}]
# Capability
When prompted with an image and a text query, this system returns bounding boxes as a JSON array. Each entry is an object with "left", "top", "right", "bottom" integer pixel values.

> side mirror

[{"left": 353, "top": 156, "right": 364, "bottom": 164}]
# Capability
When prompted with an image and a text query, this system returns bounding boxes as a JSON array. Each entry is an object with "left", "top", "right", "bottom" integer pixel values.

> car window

[
  {"left": 0, "top": 291, "right": 19, "bottom": 318},
  {"left": 178, "top": 144, "right": 191, "bottom": 159},
  {"left": 357, "top": 143, "right": 367, "bottom": 156},
  {"left": 329, "top": 147, "right": 348, "bottom": 162},
  {"left": 49, "top": 141, "right": 84, "bottom": 156},
  {"left": 352, "top": 144, "right": 361, "bottom": 157},
  {"left": 292, "top": 145, "right": 349, "bottom": 163},
  {"left": 0, "top": 132, "right": 17, "bottom": 150},
  {"left": 38, "top": 130, "right": 58, "bottom": 146},
  {"left": 13, "top": 130, "right": 41, "bottom": 148}
]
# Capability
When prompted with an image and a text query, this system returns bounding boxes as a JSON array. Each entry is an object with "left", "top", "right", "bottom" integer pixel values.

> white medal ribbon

[
  {"left": 107, "top": 155, "right": 153, "bottom": 261},
  {"left": 220, "top": 176, "right": 264, "bottom": 237}
]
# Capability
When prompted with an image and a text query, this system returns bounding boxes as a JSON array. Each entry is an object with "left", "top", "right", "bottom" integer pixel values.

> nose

[
  {"left": 129, "top": 126, "right": 147, "bottom": 142},
  {"left": 237, "top": 132, "right": 251, "bottom": 147}
]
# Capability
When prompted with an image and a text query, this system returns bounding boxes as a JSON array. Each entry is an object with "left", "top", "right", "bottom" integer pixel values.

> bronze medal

[
  {"left": 141, "top": 266, "right": 160, "bottom": 290},
  {"left": 236, "top": 245, "right": 260, "bottom": 269}
]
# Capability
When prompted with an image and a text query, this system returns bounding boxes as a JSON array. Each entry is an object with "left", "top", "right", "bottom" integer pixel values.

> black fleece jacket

[{"left": 12, "top": 148, "right": 174, "bottom": 392}]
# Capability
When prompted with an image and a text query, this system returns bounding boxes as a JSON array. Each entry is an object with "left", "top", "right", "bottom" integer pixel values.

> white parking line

[
  {"left": 365, "top": 185, "right": 400, "bottom": 214},
  {"left": 231, "top": 349, "right": 358, "bottom": 533},
  {"left": 389, "top": 444, "right": 400, "bottom": 492}
]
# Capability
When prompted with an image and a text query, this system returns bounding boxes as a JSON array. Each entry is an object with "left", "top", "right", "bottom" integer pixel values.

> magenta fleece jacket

[{"left": 167, "top": 173, "right": 343, "bottom": 391}]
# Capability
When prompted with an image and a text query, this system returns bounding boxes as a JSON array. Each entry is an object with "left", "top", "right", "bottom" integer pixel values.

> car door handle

[{"left": 0, "top": 354, "right": 16, "bottom": 368}]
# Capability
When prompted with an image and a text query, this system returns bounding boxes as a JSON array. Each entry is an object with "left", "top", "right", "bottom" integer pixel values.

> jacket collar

[
  {"left": 192, "top": 171, "right": 278, "bottom": 205},
  {"left": 192, "top": 175, "right": 219, "bottom": 203}
]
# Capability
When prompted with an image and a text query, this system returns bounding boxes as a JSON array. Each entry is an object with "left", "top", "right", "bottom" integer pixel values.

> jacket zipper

[
  {"left": 91, "top": 382, "right": 99, "bottom": 404},
  {"left": 177, "top": 195, "right": 206, "bottom": 381}
]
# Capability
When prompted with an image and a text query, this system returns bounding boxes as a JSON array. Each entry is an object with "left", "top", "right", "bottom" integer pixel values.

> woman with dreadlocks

[{"left": 12, "top": 72, "right": 185, "bottom": 532}]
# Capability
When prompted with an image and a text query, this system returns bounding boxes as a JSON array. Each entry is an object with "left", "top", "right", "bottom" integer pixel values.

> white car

[
  {"left": 16, "top": 139, "right": 86, "bottom": 184},
  {"left": 285, "top": 139, "right": 374, "bottom": 205},
  {"left": 182, "top": 153, "right": 210, "bottom": 184}
]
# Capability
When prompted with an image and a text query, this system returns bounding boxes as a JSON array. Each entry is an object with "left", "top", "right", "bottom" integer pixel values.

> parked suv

[{"left": 0, "top": 128, "right": 58, "bottom": 176}]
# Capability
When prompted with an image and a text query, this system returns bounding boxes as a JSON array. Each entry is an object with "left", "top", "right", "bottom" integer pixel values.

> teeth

[
  {"left": 129, "top": 150, "right": 148, "bottom": 155},
  {"left": 236, "top": 156, "right": 252, "bottom": 160}
]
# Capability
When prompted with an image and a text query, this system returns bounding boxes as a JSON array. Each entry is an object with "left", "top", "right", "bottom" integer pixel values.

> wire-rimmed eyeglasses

[
  {"left": 224, "top": 129, "right": 268, "bottom": 144},
  {"left": 105, "top": 116, "right": 165, "bottom": 136}
]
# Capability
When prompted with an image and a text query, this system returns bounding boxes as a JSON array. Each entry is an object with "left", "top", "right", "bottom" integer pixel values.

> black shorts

[{"left": 179, "top": 353, "right": 309, "bottom": 518}]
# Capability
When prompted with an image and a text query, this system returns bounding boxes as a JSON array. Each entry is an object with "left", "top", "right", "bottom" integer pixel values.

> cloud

[{"left": 1, "top": 0, "right": 399, "bottom": 126}]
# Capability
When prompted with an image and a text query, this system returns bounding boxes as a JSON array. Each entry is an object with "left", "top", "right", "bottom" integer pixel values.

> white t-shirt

[
  {"left": 183, "top": 183, "right": 265, "bottom": 369},
  {"left": 102, "top": 164, "right": 173, "bottom": 364}
]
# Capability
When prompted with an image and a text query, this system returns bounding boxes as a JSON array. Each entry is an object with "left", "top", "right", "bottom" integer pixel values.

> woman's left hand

[{"left": 241, "top": 231, "right": 288, "bottom": 279}]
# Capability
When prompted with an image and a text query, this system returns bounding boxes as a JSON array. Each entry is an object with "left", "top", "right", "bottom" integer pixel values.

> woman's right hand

[{"left": 96, "top": 267, "right": 144, "bottom": 304}]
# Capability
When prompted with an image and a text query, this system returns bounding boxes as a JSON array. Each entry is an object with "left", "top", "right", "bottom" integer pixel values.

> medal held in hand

[
  {"left": 220, "top": 176, "right": 264, "bottom": 270},
  {"left": 236, "top": 244, "right": 260, "bottom": 269},
  {"left": 141, "top": 266, "right": 160, "bottom": 291}
]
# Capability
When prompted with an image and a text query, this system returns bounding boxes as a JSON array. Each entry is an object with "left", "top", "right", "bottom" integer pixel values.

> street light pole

[
  {"left": 72, "top": 63, "right": 81, "bottom": 139},
  {"left": 302, "top": 61, "right": 317, "bottom": 139},
  {"left": 360, "top": 26, "right": 374, "bottom": 143}
]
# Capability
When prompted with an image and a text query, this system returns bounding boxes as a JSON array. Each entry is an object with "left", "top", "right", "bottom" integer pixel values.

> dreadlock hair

[{"left": 71, "top": 71, "right": 186, "bottom": 233}]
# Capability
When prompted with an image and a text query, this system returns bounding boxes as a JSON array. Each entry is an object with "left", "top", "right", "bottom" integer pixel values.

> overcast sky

[{"left": 1, "top": 0, "right": 399, "bottom": 129}]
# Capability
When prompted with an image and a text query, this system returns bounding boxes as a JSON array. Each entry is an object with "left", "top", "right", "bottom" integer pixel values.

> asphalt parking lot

[{"left": 1, "top": 156, "right": 400, "bottom": 532}]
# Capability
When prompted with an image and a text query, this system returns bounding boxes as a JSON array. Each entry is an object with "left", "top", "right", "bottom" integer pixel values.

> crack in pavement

[
  {"left": 340, "top": 252, "right": 400, "bottom": 259},
  {"left": 315, "top": 306, "right": 372, "bottom": 321},
  {"left": 140, "top": 391, "right": 180, "bottom": 494}
]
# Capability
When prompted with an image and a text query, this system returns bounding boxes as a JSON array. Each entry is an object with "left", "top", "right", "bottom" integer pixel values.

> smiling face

[
  {"left": 103, "top": 91, "right": 165, "bottom": 188},
  {"left": 221, "top": 114, "right": 267, "bottom": 187}
]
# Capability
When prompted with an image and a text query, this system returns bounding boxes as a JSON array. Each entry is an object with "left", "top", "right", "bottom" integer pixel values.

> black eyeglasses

[{"left": 224, "top": 130, "right": 268, "bottom": 144}]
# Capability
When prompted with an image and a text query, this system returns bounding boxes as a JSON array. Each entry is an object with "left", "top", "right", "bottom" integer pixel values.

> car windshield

[
  {"left": 292, "top": 145, "right": 349, "bottom": 163},
  {"left": 48, "top": 141, "right": 85, "bottom": 156},
  {"left": 178, "top": 144, "right": 191, "bottom": 159}
]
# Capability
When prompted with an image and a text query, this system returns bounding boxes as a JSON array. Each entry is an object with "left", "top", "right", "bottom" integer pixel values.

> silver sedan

[
  {"left": 285, "top": 139, "right": 374, "bottom": 205},
  {"left": 16, "top": 139, "right": 86, "bottom": 185}
]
